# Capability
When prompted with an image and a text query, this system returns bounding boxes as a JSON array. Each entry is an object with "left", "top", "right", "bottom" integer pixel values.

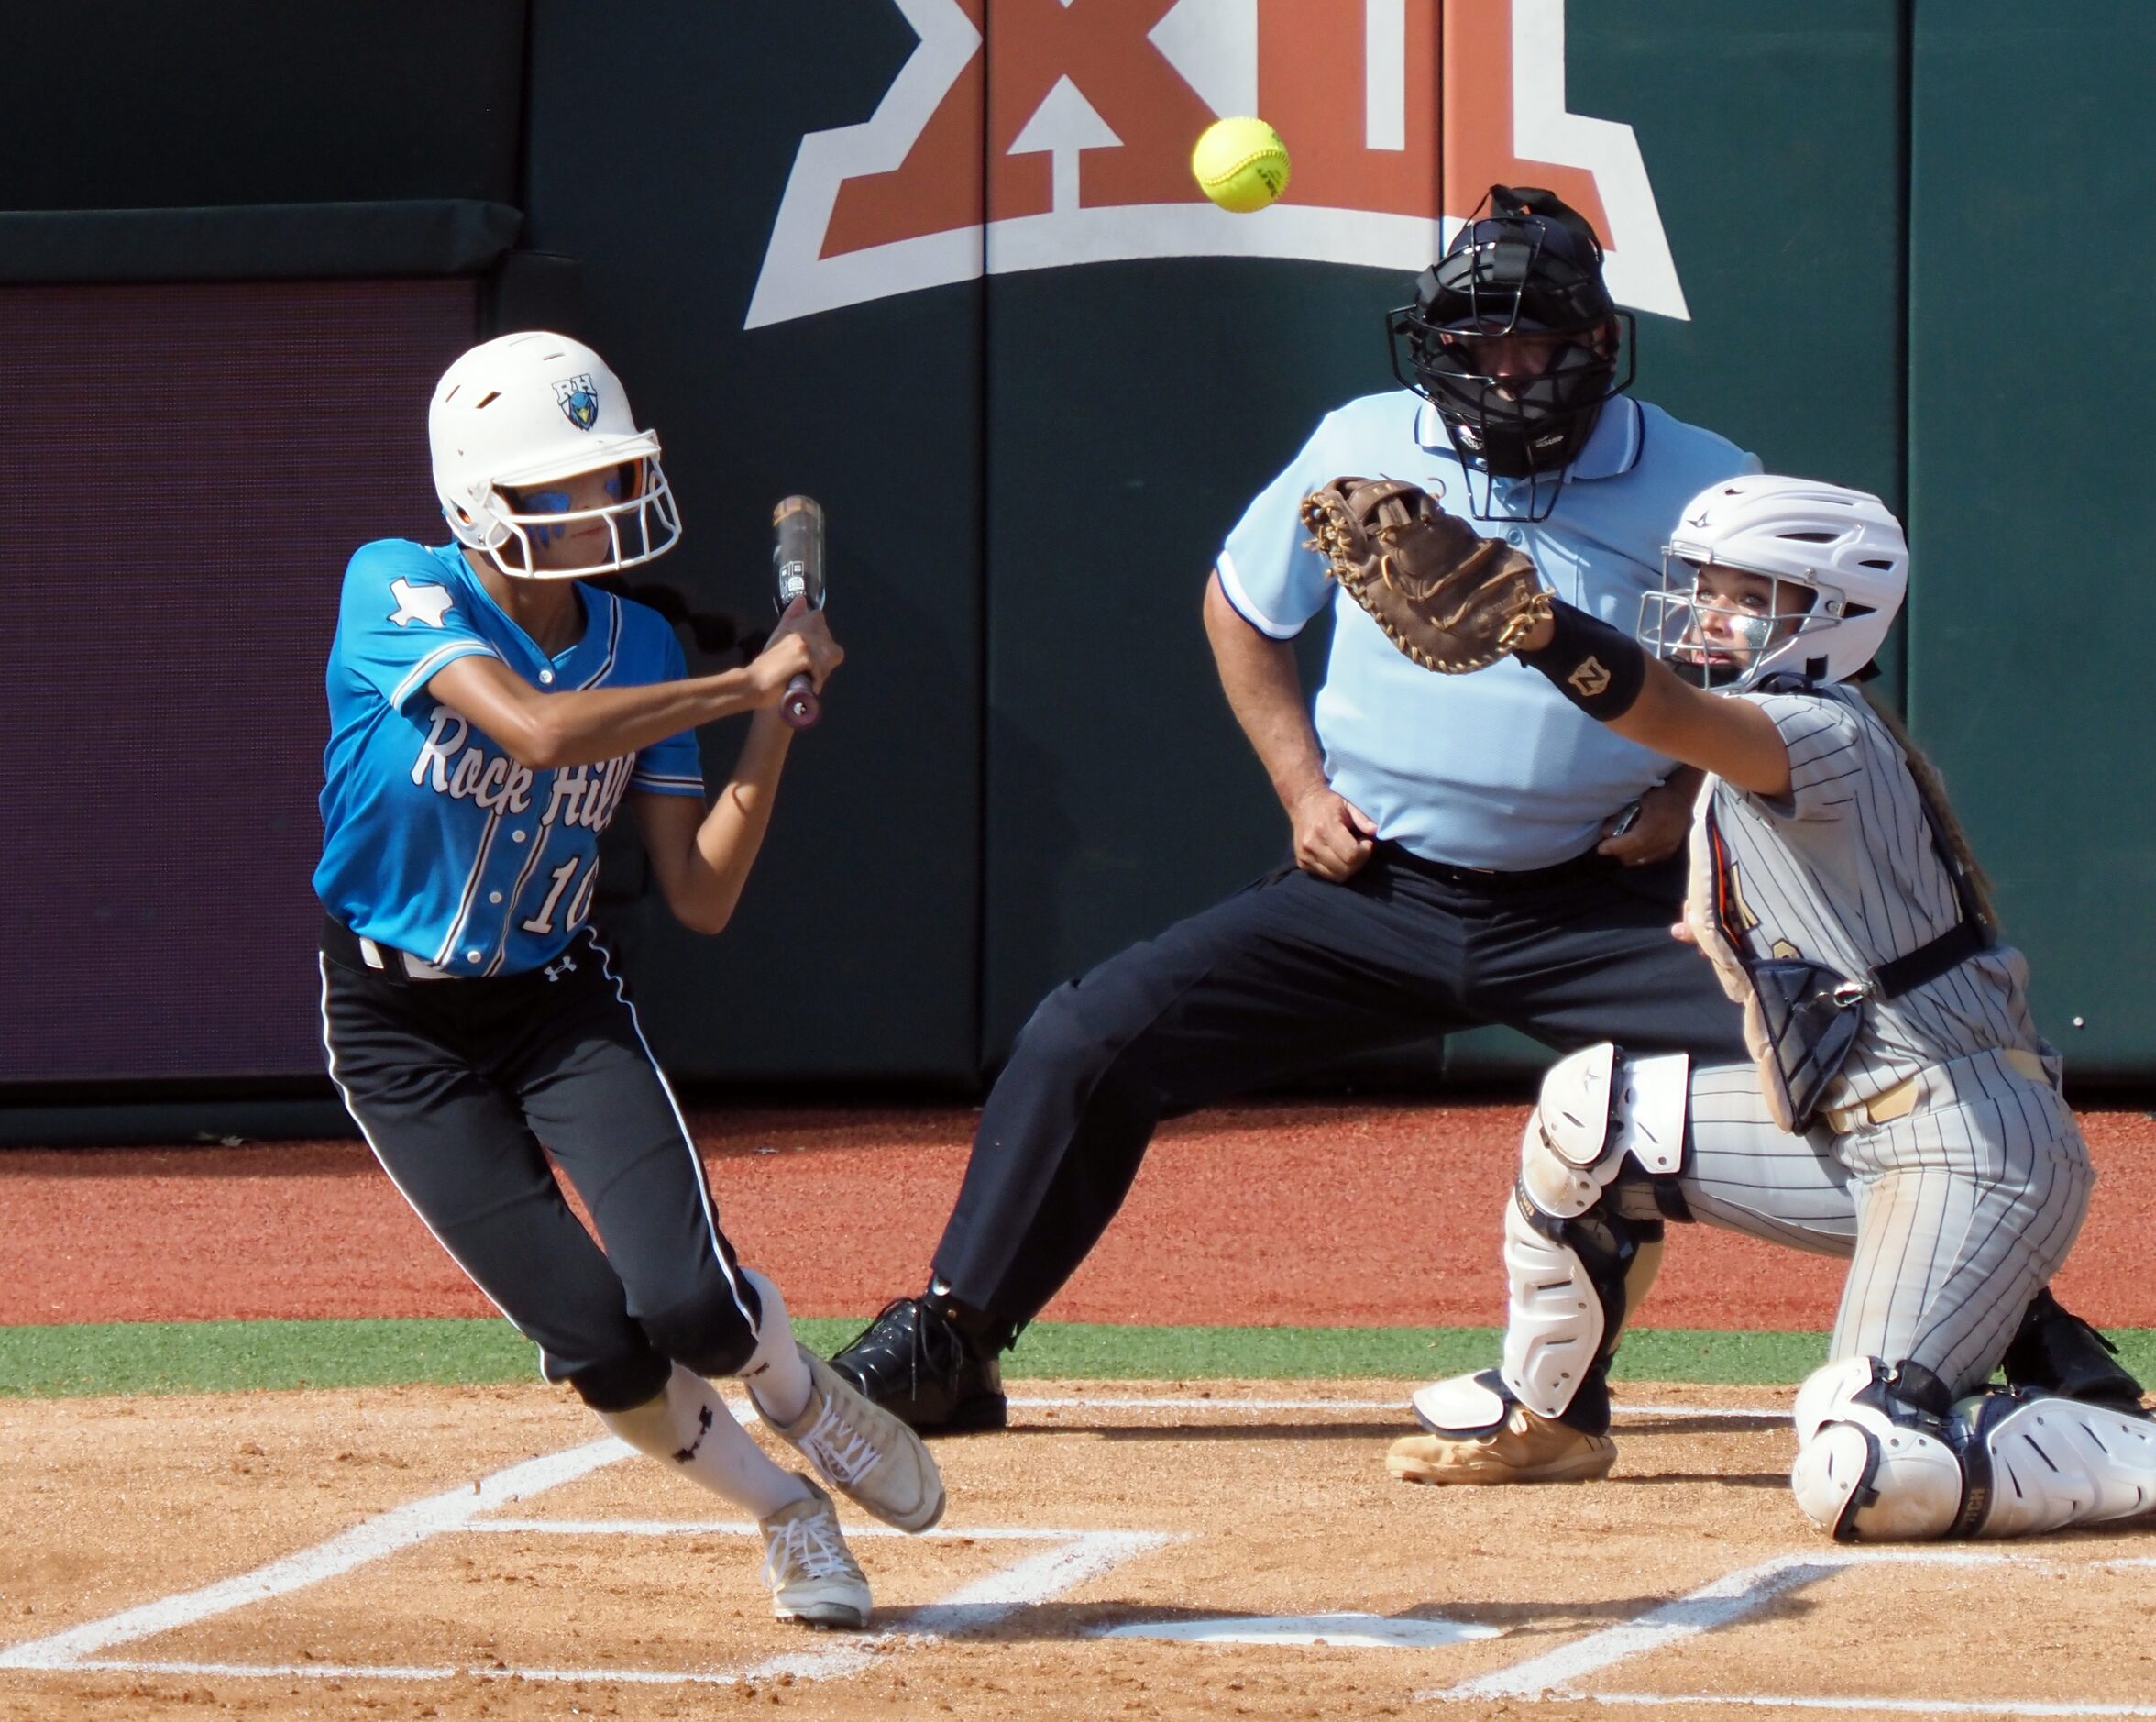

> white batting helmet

[
  {"left": 1640, "top": 475, "right": 1908, "bottom": 689},
  {"left": 428, "top": 331, "right": 682, "bottom": 580}
]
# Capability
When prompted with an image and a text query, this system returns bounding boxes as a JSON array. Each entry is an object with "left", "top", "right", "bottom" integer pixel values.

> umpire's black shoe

[
  {"left": 2003, "top": 1287, "right": 2149, "bottom": 1417},
  {"left": 829, "top": 1297, "right": 1007, "bottom": 1435}
]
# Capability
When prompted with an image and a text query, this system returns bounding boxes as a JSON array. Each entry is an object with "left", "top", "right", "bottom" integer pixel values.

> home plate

[{"left": 1097, "top": 1613, "right": 1502, "bottom": 1650}]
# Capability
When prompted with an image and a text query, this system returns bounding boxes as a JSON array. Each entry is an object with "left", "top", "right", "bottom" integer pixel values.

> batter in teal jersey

[{"left": 315, "top": 330, "right": 939, "bottom": 1628}]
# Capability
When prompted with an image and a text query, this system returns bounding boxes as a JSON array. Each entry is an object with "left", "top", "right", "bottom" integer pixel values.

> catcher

[{"left": 1310, "top": 469, "right": 2153, "bottom": 1540}]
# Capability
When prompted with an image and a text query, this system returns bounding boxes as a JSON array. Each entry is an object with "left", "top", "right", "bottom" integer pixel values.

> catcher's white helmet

[
  {"left": 428, "top": 331, "right": 682, "bottom": 579},
  {"left": 1640, "top": 474, "right": 1908, "bottom": 690}
]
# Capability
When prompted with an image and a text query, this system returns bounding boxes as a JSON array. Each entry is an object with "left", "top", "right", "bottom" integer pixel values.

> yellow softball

[{"left": 1191, "top": 116, "right": 1291, "bottom": 214}]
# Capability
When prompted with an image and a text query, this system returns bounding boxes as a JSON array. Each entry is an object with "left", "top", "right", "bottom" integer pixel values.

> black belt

[
  {"left": 321, "top": 916, "right": 593, "bottom": 986},
  {"left": 1375, "top": 840, "right": 1614, "bottom": 893}
]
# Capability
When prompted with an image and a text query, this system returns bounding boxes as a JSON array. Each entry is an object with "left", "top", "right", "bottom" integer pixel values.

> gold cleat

[{"left": 1388, "top": 1402, "right": 1616, "bottom": 1485}]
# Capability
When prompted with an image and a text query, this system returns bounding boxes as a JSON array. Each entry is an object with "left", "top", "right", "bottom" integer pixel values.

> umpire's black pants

[
  {"left": 934, "top": 842, "right": 1747, "bottom": 1333},
  {"left": 318, "top": 921, "right": 760, "bottom": 1412}
]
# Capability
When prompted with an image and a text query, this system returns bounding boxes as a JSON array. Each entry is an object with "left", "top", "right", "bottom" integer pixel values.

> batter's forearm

[
  {"left": 430, "top": 656, "right": 772, "bottom": 770},
  {"left": 530, "top": 674, "right": 774, "bottom": 767},
  {"left": 677, "top": 713, "right": 794, "bottom": 933}
]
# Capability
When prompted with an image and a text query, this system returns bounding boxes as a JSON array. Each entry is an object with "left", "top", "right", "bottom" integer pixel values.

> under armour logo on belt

[{"left": 544, "top": 955, "right": 578, "bottom": 982}]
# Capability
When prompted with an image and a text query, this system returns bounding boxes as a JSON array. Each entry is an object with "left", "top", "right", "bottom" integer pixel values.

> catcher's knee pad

[
  {"left": 1791, "top": 1356, "right": 1969, "bottom": 1541},
  {"left": 1500, "top": 1045, "right": 1688, "bottom": 1429}
]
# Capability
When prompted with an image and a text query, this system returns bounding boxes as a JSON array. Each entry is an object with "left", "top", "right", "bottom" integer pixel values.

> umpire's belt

[
  {"left": 1377, "top": 840, "right": 1610, "bottom": 892},
  {"left": 322, "top": 917, "right": 461, "bottom": 981},
  {"left": 1821, "top": 1046, "right": 2050, "bottom": 1133}
]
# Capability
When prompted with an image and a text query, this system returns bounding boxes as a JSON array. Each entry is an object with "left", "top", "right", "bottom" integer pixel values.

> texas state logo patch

[{"left": 554, "top": 374, "right": 599, "bottom": 431}]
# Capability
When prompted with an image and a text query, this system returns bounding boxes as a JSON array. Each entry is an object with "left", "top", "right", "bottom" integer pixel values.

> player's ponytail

[{"left": 1858, "top": 686, "right": 2000, "bottom": 932}]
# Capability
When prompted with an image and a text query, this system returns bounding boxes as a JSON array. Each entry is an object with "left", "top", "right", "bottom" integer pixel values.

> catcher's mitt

[{"left": 1299, "top": 478, "right": 1550, "bottom": 673}]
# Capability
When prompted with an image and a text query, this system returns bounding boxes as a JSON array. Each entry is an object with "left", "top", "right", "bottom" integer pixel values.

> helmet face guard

[
  {"left": 478, "top": 457, "right": 683, "bottom": 580},
  {"left": 1639, "top": 560, "right": 1842, "bottom": 691},
  {"left": 1387, "top": 189, "right": 1634, "bottom": 521}
]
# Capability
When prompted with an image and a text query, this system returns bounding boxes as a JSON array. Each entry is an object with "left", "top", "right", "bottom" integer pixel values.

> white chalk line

[
  {"left": 1423, "top": 1547, "right": 2156, "bottom": 1712},
  {"left": 1006, "top": 1396, "right": 1789, "bottom": 1420},
  {"left": 42, "top": 1654, "right": 864, "bottom": 1689},
  {"left": 0, "top": 1431, "right": 1171, "bottom": 1690},
  {"left": 1569, "top": 1695, "right": 2156, "bottom": 1718},
  {"left": 0, "top": 1438, "right": 632, "bottom": 1671},
  {"left": 472, "top": 1519, "right": 1145, "bottom": 1540},
  {"left": 1430, "top": 1551, "right": 1842, "bottom": 1702}
]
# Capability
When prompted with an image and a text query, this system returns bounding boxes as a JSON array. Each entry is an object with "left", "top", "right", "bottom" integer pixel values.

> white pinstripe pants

[{"left": 1675, "top": 1053, "right": 2094, "bottom": 1397}]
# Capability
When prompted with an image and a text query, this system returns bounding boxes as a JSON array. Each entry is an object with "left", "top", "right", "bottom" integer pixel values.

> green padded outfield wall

[
  {"left": 1905, "top": 2, "right": 2156, "bottom": 1080},
  {"left": 966, "top": 0, "right": 1908, "bottom": 1069},
  {"left": 6, "top": 1, "right": 2153, "bottom": 1102},
  {"left": 522, "top": 0, "right": 988, "bottom": 1081}
]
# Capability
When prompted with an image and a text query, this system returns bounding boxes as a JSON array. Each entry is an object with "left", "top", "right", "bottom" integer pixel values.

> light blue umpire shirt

[
  {"left": 1216, "top": 392, "right": 1760, "bottom": 871},
  {"left": 315, "top": 540, "right": 706, "bottom": 976}
]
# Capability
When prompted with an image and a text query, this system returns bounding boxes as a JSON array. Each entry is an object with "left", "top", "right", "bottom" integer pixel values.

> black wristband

[{"left": 1514, "top": 599, "right": 1648, "bottom": 721}]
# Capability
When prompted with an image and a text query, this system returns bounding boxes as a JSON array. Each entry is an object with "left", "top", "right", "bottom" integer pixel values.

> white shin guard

[
  {"left": 1493, "top": 1044, "right": 1687, "bottom": 1422},
  {"left": 1500, "top": 1193, "right": 1606, "bottom": 1419},
  {"left": 1967, "top": 1393, "right": 2156, "bottom": 1538}
]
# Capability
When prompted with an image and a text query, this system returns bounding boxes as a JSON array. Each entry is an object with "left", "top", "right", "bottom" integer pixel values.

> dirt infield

[
  {"left": 6, "top": 1100, "right": 2156, "bottom": 1330},
  {"left": 5, "top": 1381, "right": 2153, "bottom": 1720}
]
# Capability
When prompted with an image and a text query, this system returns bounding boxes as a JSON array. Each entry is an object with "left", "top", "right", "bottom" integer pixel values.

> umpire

[
  {"left": 829, "top": 186, "right": 1742, "bottom": 1423},
  {"left": 830, "top": 188, "right": 2127, "bottom": 1429}
]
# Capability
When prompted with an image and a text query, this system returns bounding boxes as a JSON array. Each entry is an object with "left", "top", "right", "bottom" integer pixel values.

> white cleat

[
  {"left": 758, "top": 1478, "right": 871, "bottom": 1630},
  {"left": 755, "top": 1343, "right": 948, "bottom": 1532}
]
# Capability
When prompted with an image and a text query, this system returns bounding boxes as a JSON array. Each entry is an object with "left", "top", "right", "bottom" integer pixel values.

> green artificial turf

[{"left": 4, "top": 1317, "right": 2150, "bottom": 1399}]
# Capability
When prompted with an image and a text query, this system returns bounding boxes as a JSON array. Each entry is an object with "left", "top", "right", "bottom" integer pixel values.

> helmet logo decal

[
  {"left": 554, "top": 374, "right": 600, "bottom": 431},
  {"left": 745, "top": 0, "right": 1686, "bottom": 329}
]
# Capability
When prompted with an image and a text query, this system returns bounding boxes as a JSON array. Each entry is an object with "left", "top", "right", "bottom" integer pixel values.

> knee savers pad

[{"left": 1791, "top": 1356, "right": 1968, "bottom": 1541}]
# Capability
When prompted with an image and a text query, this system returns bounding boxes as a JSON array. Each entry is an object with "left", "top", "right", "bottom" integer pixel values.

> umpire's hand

[
  {"left": 1596, "top": 775, "right": 1696, "bottom": 867},
  {"left": 1291, "top": 786, "right": 1378, "bottom": 881}
]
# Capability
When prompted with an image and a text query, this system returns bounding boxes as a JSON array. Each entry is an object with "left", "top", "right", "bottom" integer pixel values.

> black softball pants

[
  {"left": 933, "top": 842, "right": 1748, "bottom": 1333},
  {"left": 318, "top": 922, "right": 760, "bottom": 1412}
]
